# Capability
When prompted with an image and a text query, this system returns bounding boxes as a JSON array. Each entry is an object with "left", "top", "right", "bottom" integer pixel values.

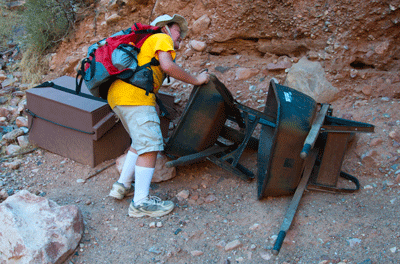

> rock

[
  {"left": 152, "top": 153, "right": 176, "bottom": 182},
  {"left": 389, "top": 130, "right": 400, "bottom": 142},
  {"left": 189, "top": 40, "right": 207, "bottom": 52},
  {"left": 204, "top": 194, "right": 216, "bottom": 203},
  {"left": 1, "top": 78, "right": 16, "bottom": 88},
  {"left": 0, "top": 190, "right": 84, "bottom": 264},
  {"left": 235, "top": 68, "right": 259, "bottom": 81},
  {"left": 216, "top": 240, "right": 226, "bottom": 249},
  {"left": 375, "top": 41, "right": 390, "bottom": 55},
  {"left": 307, "top": 51, "right": 319, "bottom": 60},
  {"left": 12, "top": 91, "right": 25, "bottom": 97},
  {"left": 0, "top": 72, "right": 6, "bottom": 81},
  {"left": 16, "top": 116, "right": 28, "bottom": 128},
  {"left": 191, "top": 250, "right": 203, "bottom": 256},
  {"left": 209, "top": 46, "right": 225, "bottom": 55},
  {"left": 115, "top": 152, "right": 176, "bottom": 182},
  {"left": 361, "top": 150, "right": 378, "bottom": 165},
  {"left": 191, "top": 15, "right": 211, "bottom": 35},
  {"left": 369, "top": 138, "right": 383, "bottom": 147},
  {"left": 0, "top": 189, "right": 8, "bottom": 199},
  {"left": 2, "top": 160, "right": 22, "bottom": 170},
  {"left": 265, "top": 61, "right": 292, "bottom": 71},
  {"left": 395, "top": 174, "right": 400, "bottom": 184},
  {"left": 0, "top": 106, "right": 11, "bottom": 117},
  {"left": 6, "top": 144, "right": 21, "bottom": 155},
  {"left": 106, "top": 13, "right": 122, "bottom": 24},
  {"left": 18, "top": 99, "right": 26, "bottom": 114},
  {"left": 215, "top": 66, "right": 231, "bottom": 73},
  {"left": 249, "top": 223, "right": 260, "bottom": 231},
  {"left": 347, "top": 238, "right": 361, "bottom": 247},
  {"left": 9, "top": 97, "right": 20, "bottom": 106},
  {"left": 2, "top": 128, "right": 25, "bottom": 142},
  {"left": 225, "top": 239, "right": 242, "bottom": 251},
  {"left": 176, "top": 190, "right": 190, "bottom": 199},
  {"left": 284, "top": 57, "right": 339, "bottom": 103},
  {"left": 0, "top": 96, "right": 9, "bottom": 104},
  {"left": 260, "top": 251, "right": 273, "bottom": 260},
  {"left": 361, "top": 85, "right": 372, "bottom": 96}
]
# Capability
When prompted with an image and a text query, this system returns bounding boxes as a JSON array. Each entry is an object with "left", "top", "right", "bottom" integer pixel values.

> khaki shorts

[{"left": 113, "top": 105, "right": 164, "bottom": 155}]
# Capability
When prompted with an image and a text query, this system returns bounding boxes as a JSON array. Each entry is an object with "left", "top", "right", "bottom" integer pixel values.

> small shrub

[{"left": 22, "top": 0, "right": 77, "bottom": 53}]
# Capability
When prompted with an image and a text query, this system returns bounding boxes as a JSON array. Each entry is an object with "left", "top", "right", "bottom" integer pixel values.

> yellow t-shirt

[{"left": 107, "top": 33, "right": 176, "bottom": 109}]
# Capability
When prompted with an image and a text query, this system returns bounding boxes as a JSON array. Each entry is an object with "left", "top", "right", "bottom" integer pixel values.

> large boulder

[
  {"left": 0, "top": 190, "right": 84, "bottom": 264},
  {"left": 284, "top": 57, "right": 339, "bottom": 103}
]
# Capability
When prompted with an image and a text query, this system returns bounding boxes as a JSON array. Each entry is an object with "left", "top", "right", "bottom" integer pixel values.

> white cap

[{"left": 151, "top": 14, "right": 188, "bottom": 38}]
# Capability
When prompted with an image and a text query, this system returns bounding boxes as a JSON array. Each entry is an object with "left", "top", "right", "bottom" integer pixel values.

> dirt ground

[
  {"left": 6, "top": 93, "right": 398, "bottom": 264},
  {"left": 1, "top": 0, "right": 400, "bottom": 263}
]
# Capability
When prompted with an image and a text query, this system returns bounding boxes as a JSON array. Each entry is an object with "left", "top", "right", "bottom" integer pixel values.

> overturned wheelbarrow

[{"left": 163, "top": 75, "right": 375, "bottom": 255}]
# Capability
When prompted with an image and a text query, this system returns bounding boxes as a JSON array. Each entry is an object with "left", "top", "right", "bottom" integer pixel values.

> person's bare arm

[{"left": 158, "top": 51, "right": 209, "bottom": 86}]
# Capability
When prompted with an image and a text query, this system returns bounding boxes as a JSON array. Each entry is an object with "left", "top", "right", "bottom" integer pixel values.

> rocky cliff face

[{"left": 47, "top": 0, "right": 399, "bottom": 102}]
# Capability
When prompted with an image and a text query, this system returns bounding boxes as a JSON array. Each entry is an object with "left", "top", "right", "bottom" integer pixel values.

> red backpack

[{"left": 76, "top": 23, "right": 162, "bottom": 99}]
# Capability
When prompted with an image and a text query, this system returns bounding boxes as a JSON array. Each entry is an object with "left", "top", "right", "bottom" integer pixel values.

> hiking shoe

[
  {"left": 109, "top": 182, "right": 134, "bottom": 200},
  {"left": 128, "top": 196, "right": 174, "bottom": 218}
]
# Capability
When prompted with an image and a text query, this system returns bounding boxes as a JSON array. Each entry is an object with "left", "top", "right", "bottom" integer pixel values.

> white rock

[
  {"left": 191, "top": 250, "right": 203, "bottom": 256},
  {"left": 260, "top": 251, "right": 272, "bottom": 260},
  {"left": 225, "top": 239, "right": 242, "bottom": 251},
  {"left": 17, "top": 135, "right": 30, "bottom": 148},
  {"left": 189, "top": 40, "right": 207, "bottom": 52},
  {"left": 6, "top": 144, "right": 21, "bottom": 155},
  {"left": 249, "top": 223, "right": 260, "bottom": 230},
  {"left": 0, "top": 190, "right": 84, "bottom": 264}
]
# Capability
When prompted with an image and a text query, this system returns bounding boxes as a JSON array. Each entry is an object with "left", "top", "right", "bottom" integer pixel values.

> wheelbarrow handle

[
  {"left": 165, "top": 145, "right": 228, "bottom": 168},
  {"left": 272, "top": 231, "right": 286, "bottom": 255},
  {"left": 300, "top": 104, "right": 330, "bottom": 159}
]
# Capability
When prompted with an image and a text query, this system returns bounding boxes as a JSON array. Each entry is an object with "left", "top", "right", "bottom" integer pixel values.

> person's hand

[{"left": 195, "top": 70, "right": 210, "bottom": 85}]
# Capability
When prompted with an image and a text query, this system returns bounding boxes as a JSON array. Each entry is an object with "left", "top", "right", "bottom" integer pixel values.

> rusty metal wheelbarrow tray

[
  {"left": 257, "top": 81, "right": 318, "bottom": 198},
  {"left": 164, "top": 75, "right": 229, "bottom": 158}
]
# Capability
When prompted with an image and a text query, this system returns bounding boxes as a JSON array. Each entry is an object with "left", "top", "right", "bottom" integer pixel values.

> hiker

[{"left": 108, "top": 14, "right": 210, "bottom": 218}]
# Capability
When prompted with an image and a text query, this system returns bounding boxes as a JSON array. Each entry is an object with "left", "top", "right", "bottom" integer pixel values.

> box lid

[{"left": 26, "top": 76, "right": 116, "bottom": 140}]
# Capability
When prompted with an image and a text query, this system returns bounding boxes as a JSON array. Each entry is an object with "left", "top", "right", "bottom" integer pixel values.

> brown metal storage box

[{"left": 26, "top": 76, "right": 131, "bottom": 167}]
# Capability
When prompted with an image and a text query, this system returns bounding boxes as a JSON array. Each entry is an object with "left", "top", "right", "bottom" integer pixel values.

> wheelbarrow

[
  {"left": 164, "top": 75, "right": 319, "bottom": 186},
  {"left": 269, "top": 104, "right": 375, "bottom": 255},
  {"left": 163, "top": 74, "right": 375, "bottom": 255},
  {"left": 164, "top": 74, "right": 285, "bottom": 182}
]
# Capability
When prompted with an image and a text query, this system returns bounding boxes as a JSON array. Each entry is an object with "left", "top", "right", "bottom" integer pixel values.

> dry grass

[{"left": 18, "top": 48, "right": 49, "bottom": 85}]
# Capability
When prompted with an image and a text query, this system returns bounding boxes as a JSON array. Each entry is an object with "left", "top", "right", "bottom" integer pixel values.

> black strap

[
  {"left": 26, "top": 108, "right": 95, "bottom": 135},
  {"left": 35, "top": 81, "right": 107, "bottom": 103},
  {"left": 76, "top": 57, "right": 92, "bottom": 95},
  {"left": 117, "top": 43, "right": 140, "bottom": 58}
]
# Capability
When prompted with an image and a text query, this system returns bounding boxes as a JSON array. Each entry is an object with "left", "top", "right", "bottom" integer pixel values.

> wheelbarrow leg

[{"left": 272, "top": 150, "right": 317, "bottom": 255}]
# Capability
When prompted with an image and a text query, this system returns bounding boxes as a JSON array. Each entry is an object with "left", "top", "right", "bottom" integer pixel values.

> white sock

[
  {"left": 133, "top": 165, "right": 154, "bottom": 205},
  {"left": 117, "top": 151, "right": 138, "bottom": 188}
]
